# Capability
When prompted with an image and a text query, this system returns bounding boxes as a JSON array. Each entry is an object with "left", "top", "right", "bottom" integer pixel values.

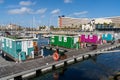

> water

[
  {"left": 37, "top": 36, "right": 53, "bottom": 56},
  {"left": 31, "top": 49, "right": 120, "bottom": 80},
  {"left": 37, "top": 36, "right": 64, "bottom": 57},
  {"left": 37, "top": 37, "right": 49, "bottom": 48},
  {"left": 35, "top": 36, "right": 120, "bottom": 80}
]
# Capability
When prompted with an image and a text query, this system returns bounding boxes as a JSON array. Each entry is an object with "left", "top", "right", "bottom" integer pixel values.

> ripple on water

[{"left": 31, "top": 45, "right": 120, "bottom": 80}]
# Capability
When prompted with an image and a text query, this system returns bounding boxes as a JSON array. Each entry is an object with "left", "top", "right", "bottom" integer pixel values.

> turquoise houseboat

[
  {"left": 102, "top": 33, "right": 114, "bottom": 41},
  {"left": 0, "top": 36, "right": 38, "bottom": 61}
]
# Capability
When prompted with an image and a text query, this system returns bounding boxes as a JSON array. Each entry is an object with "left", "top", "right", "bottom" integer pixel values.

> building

[
  {"left": 106, "top": 16, "right": 120, "bottom": 27},
  {"left": 7, "top": 24, "right": 18, "bottom": 30},
  {"left": 58, "top": 16, "right": 120, "bottom": 28},
  {"left": 58, "top": 16, "right": 90, "bottom": 28}
]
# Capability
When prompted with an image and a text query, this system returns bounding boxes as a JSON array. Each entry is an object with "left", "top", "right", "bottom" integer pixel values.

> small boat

[{"left": 42, "top": 34, "right": 52, "bottom": 38}]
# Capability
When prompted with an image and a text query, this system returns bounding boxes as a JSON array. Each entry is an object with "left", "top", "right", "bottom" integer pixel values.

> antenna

[{"left": 32, "top": 16, "right": 35, "bottom": 38}]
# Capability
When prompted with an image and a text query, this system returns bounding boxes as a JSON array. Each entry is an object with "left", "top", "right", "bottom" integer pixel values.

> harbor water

[
  {"left": 37, "top": 36, "right": 53, "bottom": 56},
  {"left": 31, "top": 39, "right": 120, "bottom": 80}
]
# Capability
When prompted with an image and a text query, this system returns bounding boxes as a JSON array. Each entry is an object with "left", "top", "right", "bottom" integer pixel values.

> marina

[
  {"left": 0, "top": 42, "right": 120, "bottom": 80},
  {"left": 31, "top": 50, "right": 120, "bottom": 80},
  {"left": 0, "top": 27, "right": 120, "bottom": 80},
  {"left": 0, "top": 1, "right": 120, "bottom": 79}
]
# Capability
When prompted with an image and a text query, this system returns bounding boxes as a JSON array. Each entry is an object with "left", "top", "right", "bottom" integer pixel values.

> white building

[
  {"left": 94, "top": 18, "right": 112, "bottom": 24},
  {"left": 7, "top": 24, "right": 19, "bottom": 30}
]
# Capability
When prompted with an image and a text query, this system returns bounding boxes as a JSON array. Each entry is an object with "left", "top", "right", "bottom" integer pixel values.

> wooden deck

[{"left": 0, "top": 43, "right": 120, "bottom": 80}]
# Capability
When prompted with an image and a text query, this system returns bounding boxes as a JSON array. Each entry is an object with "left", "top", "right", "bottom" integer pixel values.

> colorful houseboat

[{"left": 0, "top": 36, "right": 38, "bottom": 61}]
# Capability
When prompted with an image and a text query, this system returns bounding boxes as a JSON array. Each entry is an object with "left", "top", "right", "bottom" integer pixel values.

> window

[
  {"left": 52, "top": 36, "right": 54, "bottom": 38},
  {"left": 2, "top": 43, "right": 4, "bottom": 48},
  {"left": 10, "top": 40, "right": 12, "bottom": 48},
  {"left": 89, "top": 35, "right": 93, "bottom": 39},
  {"left": 52, "top": 39, "right": 54, "bottom": 42},
  {"left": 105, "top": 34, "right": 107, "bottom": 37},
  {"left": 2, "top": 38, "right": 4, "bottom": 42},
  {"left": 64, "top": 37, "right": 67, "bottom": 42},
  {"left": 85, "top": 35, "right": 88, "bottom": 39},
  {"left": 59, "top": 36, "right": 62, "bottom": 41},
  {"left": 6, "top": 39, "right": 8, "bottom": 47}
]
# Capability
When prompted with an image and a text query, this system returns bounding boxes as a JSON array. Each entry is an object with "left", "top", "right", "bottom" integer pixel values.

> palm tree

[
  {"left": 75, "top": 25, "right": 78, "bottom": 28},
  {"left": 103, "top": 22, "right": 108, "bottom": 28},
  {"left": 71, "top": 24, "right": 74, "bottom": 27},
  {"left": 50, "top": 25, "right": 54, "bottom": 30}
]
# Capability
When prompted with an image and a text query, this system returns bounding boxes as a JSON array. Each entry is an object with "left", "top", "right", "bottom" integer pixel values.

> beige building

[
  {"left": 7, "top": 24, "right": 20, "bottom": 30},
  {"left": 58, "top": 16, "right": 120, "bottom": 28},
  {"left": 58, "top": 17, "right": 90, "bottom": 28},
  {"left": 106, "top": 16, "right": 120, "bottom": 27}
]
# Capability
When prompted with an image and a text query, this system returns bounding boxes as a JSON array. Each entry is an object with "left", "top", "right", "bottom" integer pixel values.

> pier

[{"left": 0, "top": 43, "right": 120, "bottom": 80}]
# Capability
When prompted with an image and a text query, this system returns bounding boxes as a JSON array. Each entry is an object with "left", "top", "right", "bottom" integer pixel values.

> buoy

[{"left": 53, "top": 51, "right": 59, "bottom": 61}]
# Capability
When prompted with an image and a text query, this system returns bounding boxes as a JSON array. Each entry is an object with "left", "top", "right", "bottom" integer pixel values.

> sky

[{"left": 0, "top": 0, "right": 120, "bottom": 27}]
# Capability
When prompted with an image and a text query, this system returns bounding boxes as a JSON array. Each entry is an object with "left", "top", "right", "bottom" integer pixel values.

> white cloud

[
  {"left": 51, "top": 9, "right": 60, "bottom": 15},
  {"left": 40, "top": 15, "right": 45, "bottom": 18},
  {"left": 8, "top": 7, "right": 47, "bottom": 15},
  {"left": 19, "top": 1, "right": 35, "bottom": 6},
  {"left": 8, "top": 7, "right": 32, "bottom": 14},
  {"left": 73, "top": 11, "right": 88, "bottom": 16},
  {"left": 6, "top": 1, "right": 35, "bottom": 8},
  {"left": 35, "top": 8, "right": 47, "bottom": 14},
  {"left": 0, "top": 0, "right": 4, "bottom": 3},
  {"left": 64, "top": 0, "right": 72, "bottom": 3}
]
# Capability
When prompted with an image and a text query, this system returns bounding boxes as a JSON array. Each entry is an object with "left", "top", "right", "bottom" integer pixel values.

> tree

[
  {"left": 103, "top": 22, "right": 108, "bottom": 27},
  {"left": 75, "top": 25, "right": 78, "bottom": 28},
  {"left": 17, "top": 26, "right": 23, "bottom": 31},
  {"left": 71, "top": 24, "right": 74, "bottom": 27},
  {"left": 50, "top": 25, "right": 54, "bottom": 30},
  {"left": 79, "top": 24, "right": 82, "bottom": 30}
]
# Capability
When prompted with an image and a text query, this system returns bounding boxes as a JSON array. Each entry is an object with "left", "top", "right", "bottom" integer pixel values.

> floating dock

[{"left": 0, "top": 43, "right": 120, "bottom": 80}]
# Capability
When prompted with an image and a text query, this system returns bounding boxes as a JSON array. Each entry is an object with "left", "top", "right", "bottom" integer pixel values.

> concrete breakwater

[{"left": 0, "top": 43, "right": 120, "bottom": 80}]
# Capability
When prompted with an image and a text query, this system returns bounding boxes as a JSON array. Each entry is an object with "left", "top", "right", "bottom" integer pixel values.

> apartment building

[
  {"left": 58, "top": 16, "right": 120, "bottom": 28},
  {"left": 58, "top": 17, "right": 90, "bottom": 28}
]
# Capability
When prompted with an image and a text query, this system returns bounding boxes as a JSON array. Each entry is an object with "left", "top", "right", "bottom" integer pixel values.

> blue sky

[{"left": 0, "top": 0, "right": 120, "bottom": 27}]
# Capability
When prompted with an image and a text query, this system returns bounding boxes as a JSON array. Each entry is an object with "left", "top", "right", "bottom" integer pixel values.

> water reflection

[
  {"left": 35, "top": 36, "right": 120, "bottom": 80},
  {"left": 31, "top": 51, "right": 120, "bottom": 80}
]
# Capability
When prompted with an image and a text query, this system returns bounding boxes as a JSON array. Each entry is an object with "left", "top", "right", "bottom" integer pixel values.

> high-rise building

[
  {"left": 58, "top": 16, "right": 90, "bottom": 28},
  {"left": 106, "top": 16, "right": 120, "bottom": 27},
  {"left": 58, "top": 16, "right": 120, "bottom": 28}
]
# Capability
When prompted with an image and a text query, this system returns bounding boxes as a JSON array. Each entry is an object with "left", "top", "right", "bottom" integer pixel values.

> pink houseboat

[{"left": 80, "top": 34, "right": 101, "bottom": 44}]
